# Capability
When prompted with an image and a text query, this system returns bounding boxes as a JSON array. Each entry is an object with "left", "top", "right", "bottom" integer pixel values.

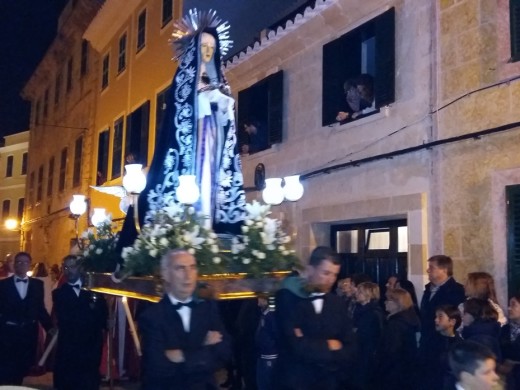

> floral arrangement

[
  {"left": 122, "top": 204, "right": 226, "bottom": 276},
  {"left": 81, "top": 221, "right": 120, "bottom": 273},
  {"left": 230, "top": 201, "right": 298, "bottom": 277}
]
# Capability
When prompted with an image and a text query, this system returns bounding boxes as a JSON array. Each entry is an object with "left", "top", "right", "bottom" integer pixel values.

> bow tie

[
  {"left": 69, "top": 284, "right": 81, "bottom": 290},
  {"left": 15, "top": 278, "right": 28, "bottom": 283},
  {"left": 309, "top": 294, "right": 325, "bottom": 301},
  {"left": 172, "top": 301, "right": 195, "bottom": 310}
]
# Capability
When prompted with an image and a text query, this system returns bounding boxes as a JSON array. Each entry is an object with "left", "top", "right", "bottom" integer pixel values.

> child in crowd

[
  {"left": 447, "top": 341, "right": 499, "bottom": 390},
  {"left": 352, "top": 282, "right": 385, "bottom": 389},
  {"left": 499, "top": 292, "right": 520, "bottom": 389},
  {"left": 422, "top": 304, "right": 463, "bottom": 390},
  {"left": 461, "top": 298, "right": 502, "bottom": 361},
  {"left": 255, "top": 293, "right": 278, "bottom": 390}
]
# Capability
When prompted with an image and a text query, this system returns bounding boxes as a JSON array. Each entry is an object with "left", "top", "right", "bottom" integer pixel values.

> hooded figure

[{"left": 118, "top": 9, "right": 246, "bottom": 252}]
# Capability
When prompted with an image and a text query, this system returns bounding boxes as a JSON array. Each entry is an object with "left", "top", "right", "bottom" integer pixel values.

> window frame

[
  {"left": 112, "top": 117, "right": 124, "bottom": 179},
  {"left": 21, "top": 153, "right": 28, "bottom": 175},
  {"left": 81, "top": 39, "right": 89, "bottom": 76},
  {"left": 59, "top": 148, "right": 67, "bottom": 192},
  {"left": 66, "top": 57, "right": 73, "bottom": 93},
  {"left": 137, "top": 9, "right": 147, "bottom": 52},
  {"left": 36, "top": 165, "right": 44, "bottom": 203},
  {"left": 101, "top": 54, "right": 110, "bottom": 90},
  {"left": 47, "top": 156, "right": 54, "bottom": 197},
  {"left": 161, "top": 0, "right": 173, "bottom": 27},
  {"left": 118, "top": 33, "right": 127, "bottom": 74},
  {"left": 2, "top": 199, "right": 10, "bottom": 221},
  {"left": 72, "top": 137, "right": 83, "bottom": 188},
  {"left": 5, "top": 155, "right": 13, "bottom": 177}
]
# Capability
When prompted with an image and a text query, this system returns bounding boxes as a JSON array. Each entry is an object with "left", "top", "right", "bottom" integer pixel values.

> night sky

[
  {"left": 0, "top": 0, "right": 308, "bottom": 140},
  {"left": 0, "top": 0, "right": 67, "bottom": 140}
]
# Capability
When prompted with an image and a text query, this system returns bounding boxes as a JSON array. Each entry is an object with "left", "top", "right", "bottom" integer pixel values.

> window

[
  {"left": 21, "top": 153, "right": 27, "bottom": 175},
  {"left": 137, "top": 10, "right": 147, "bottom": 51},
  {"left": 511, "top": 0, "right": 520, "bottom": 62},
  {"left": 59, "top": 148, "right": 67, "bottom": 192},
  {"left": 81, "top": 40, "right": 89, "bottom": 76},
  {"left": 47, "top": 157, "right": 54, "bottom": 197},
  {"left": 29, "top": 172, "right": 35, "bottom": 205},
  {"left": 2, "top": 200, "right": 10, "bottom": 221},
  {"left": 322, "top": 8, "right": 395, "bottom": 126},
  {"left": 125, "top": 101, "right": 150, "bottom": 166},
  {"left": 237, "top": 70, "right": 284, "bottom": 155},
  {"left": 5, "top": 156, "right": 13, "bottom": 177},
  {"left": 37, "top": 165, "right": 43, "bottom": 202},
  {"left": 155, "top": 86, "right": 170, "bottom": 147},
  {"left": 102, "top": 54, "right": 109, "bottom": 90},
  {"left": 118, "top": 33, "right": 127, "bottom": 73},
  {"left": 97, "top": 130, "right": 110, "bottom": 185},
  {"left": 17, "top": 198, "right": 24, "bottom": 220},
  {"left": 112, "top": 118, "right": 124, "bottom": 179},
  {"left": 162, "top": 0, "right": 173, "bottom": 26},
  {"left": 35, "top": 100, "right": 41, "bottom": 125},
  {"left": 43, "top": 88, "right": 49, "bottom": 118},
  {"left": 66, "top": 57, "right": 73, "bottom": 92},
  {"left": 73, "top": 137, "right": 83, "bottom": 188},
  {"left": 55, "top": 74, "right": 62, "bottom": 105}
]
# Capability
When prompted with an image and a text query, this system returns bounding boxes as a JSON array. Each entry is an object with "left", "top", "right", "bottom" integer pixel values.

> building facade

[
  {"left": 21, "top": 0, "right": 102, "bottom": 264},
  {"left": 225, "top": 0, "right": 520, "bottom": 305},
  {"left": 0, "top": 131, "right": 29, "bottom": 259}
]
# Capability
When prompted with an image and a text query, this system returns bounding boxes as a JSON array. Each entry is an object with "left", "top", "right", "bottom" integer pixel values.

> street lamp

[
  {"left": 122, "top": 164, "right": 147, "bottom": 232},
  {"left": 4, "top": 218, "right": 19, "bottom": 231}
]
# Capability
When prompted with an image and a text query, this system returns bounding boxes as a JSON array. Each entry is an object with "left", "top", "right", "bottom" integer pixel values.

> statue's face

[{"left": 200, "top": 33, "right": 216, "bottom": 63}]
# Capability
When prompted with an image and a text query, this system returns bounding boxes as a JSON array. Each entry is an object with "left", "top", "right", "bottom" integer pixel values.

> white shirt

[
  {"left": 168, "top": 294, "right": 192, "bottom": 332},
  {"left": 455, "top": 383, "right": 465, "bottom": 390},
  {"left": 310, "top": 292, "right": 325, "bottom": 314},
  {"left": 68, "top": 280, "right": 82, "bottom": 297},
  {"left": 14, "top": 276, "right": 29, "bottom": 299}
]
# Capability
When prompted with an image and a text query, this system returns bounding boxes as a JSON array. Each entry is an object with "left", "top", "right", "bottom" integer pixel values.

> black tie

[
  {"left": 309, "top": 295, "right": 325, "bottom": 301},
  {"left": 70, "top": 284, "right": 81, "bottom": 290},
  {"left": 173, "top": 301, "right": 195, "bottom": 310},
  {"left": 15, "top": 278, "right": 28, "bottom": 283}
]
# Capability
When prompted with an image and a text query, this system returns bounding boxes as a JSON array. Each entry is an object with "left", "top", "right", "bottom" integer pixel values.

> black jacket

[
  {"left": 139, "top": 296, "right": 230, "bottom": 390},
  {"left": 420, "top": 278, "right": 465, "bottom": 347},
  {"left": 500, "top": 324, "right": 520, "bottom": 390},
  {"left": 377, "top": 307, "right": 421, "bottom": 390},
  {"left": 462, "top": 319, "right": 502, "bottom": 361}
]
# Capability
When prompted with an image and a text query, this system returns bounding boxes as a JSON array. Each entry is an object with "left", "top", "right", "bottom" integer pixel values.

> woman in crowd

[
  {"left": 352, "top": 282, "right": 385, "bottom": 389},
  {"left": 377, "top": 288, "right": 421, "bottom": 390},
  {"left": 461, "top": 298, "right": 502, "bottom": 360},
  {"left": 396, "top": 279, "right": 420, "bottom": 316},
  {"left": 462, "top": 272, "right": 506, "bottom": 326},
  {"left": 499, "top": 292, "right": 520, "bottom": 389}
]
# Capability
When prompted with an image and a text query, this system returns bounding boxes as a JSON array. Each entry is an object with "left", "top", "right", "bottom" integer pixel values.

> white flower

[
  {"left": 188, "top": 206, "right": 195, "bottom": 215},
  {"left": 95, "top": 248, "right": 103, "bottom": 255},
  {"left": 278, "top": 245, "right": 286, "bottom": 251},
  {"left": 83, "top": 251, "right": 89, "bottom": 257},
  {"left": 89, "top": 244, "right": 95, "bottom": 250},
  {"left": 182, "top": 226, "right": 205, "bottom": 247},
  {"left": 245, "top": 219, "right": 254, "bottom": 226},
  {"left": 231, "top": 245, "right": 239, "bottom": 255},
  {"left": 241, "top": 225, "right": 249, "bottom": 233},
  {"left": 160, "top": 237, "right": 169, "bottom": 246},
  {"left": 256, "top": 221, "right": 264, "bottom": 228},
  {"left": 257, "top": 252, "right": 266, "bottom": 259},
  {"left": 206, "top": 238, "right": 214, "bottom": 245},
  {"left": 245, "top": 200, "right": 270, "bottom": 220},
  {"left": 150, "top": 249, "right": 158, "bottom": 258},
  {"left": 173, "top": 217, "right": 181, "bottom": 223},
  {"left": 188, "top": 248, "right": 196, "bottom": 255},
  {"left": 213, "top": 257, "right": 221, "bottom": 264},
  {"left": 211, "top": 245, "right": 219, "bottom": 254},
  {"left": 209, "top": 232, "right": 217, "bottom": 239},
  {"left": 252, "top": 249, "right": 259, "bottom": 256},
  {"left": 266, "top": 244, "right": 275, "bottom": 250},
  {"left": 282, "top": 250, "right": 289, "bottom": 256},
  {"left": 282, "top": 236, "right": 291, "bottom": 244},
  {"left": 164, "top": 204, "right": 184, "bottom": 218},
  {"left": 242, "top": 258, "right": 251, "bottom": 265}
]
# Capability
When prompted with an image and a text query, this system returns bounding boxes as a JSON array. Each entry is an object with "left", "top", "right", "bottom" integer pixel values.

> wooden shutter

[
  {"left": 237, "top": 87, "right": 251, "bottom": 149},
  {"left": 507, "top": 185, "right": 520, "bottom": 297},
  {"left": 140, "top": 100, "right": 150, "bottom": 166},
  {"left": 267, "top": 70, "right": 284, "bottom": 145},
  {"left": 97, "top": 130, "right": 109, "bottom": 185},
  {"left": 374, "top": 7, "right": 395, "bottom": 108},
  {"left": 511, "top": 0, "right": 520, "bottom": 62}
]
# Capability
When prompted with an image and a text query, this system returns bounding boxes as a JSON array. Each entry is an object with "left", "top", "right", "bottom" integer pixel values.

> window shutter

[
  {"left": 511, "top": 0, "right": 520, "bottom": 62},
  {"left": 140, "top": 100, "right": 150, "bottom": 166},
  {"left": 237, "top": 88, "right": 251, "bottom": 149},
  {"left": 374, "top": 7, "right": 395, "bottom": 108},
  {"left": 267, "top": 70, "right": 284, "bottom": 145},
  {"left": 506, "top": 185, "right": 520, "bottom": 296}
]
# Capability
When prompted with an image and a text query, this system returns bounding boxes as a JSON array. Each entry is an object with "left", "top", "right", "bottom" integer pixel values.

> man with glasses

[{"left": 0, "top": 251, "right": 54, "bottom": 385}]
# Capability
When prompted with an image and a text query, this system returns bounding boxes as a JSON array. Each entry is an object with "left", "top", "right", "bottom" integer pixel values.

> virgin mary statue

[{"left": 137, "top": 9, "right": 246, "bottom": 235}]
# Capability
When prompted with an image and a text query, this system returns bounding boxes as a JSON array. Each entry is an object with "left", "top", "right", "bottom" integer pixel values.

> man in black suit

[
  {"left": 419, "top": 254, "right": 465, "bottom": 384},
  {"left": 139, "top": 249, "right": 230, "bottom": 390},
  {"left": 53, "top": 255, "right": 108, "bottom": 390},
  {"left": 275, "top": 246, "right": 354, "bottom": 389},
  {"left": 0, "top": 251, "right": 54, "bottom": 385}
]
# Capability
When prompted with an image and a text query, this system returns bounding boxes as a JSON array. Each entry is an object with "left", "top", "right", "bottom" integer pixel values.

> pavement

[{"left": 22, "top": 373, "right": 141, "bottom": 390}]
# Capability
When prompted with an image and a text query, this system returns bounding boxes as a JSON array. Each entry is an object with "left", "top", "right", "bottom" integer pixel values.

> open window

[
  {"left": 322, "top": 8, "right": 395, "bottom": 126},
  {"left": 125, "top": 101, "right": 150, "bottom": 166},
  {"left": 237, "top": 70, "right": 283, "bottom": 155}
]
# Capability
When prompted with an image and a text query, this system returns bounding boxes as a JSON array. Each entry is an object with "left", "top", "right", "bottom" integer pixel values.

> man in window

[
  {"left": 240, "top": 119, "right": 268, "bottom": 155},
  {"left": 336, "top": 74, "right": 375, "bottom": 123}
]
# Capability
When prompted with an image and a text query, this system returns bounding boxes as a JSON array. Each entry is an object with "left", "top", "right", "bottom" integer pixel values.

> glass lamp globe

[
  {"left": 91, "top": 208, "right": 108, "bottom": 227},
  {"left": 283, "top": 175, "right": 304, "bottom": 201},
  {"left": 122, "top": 164, "right": 147, "bottom": 194},
  {"left": 177, "top": 175, "right": 200, "bottom": 205},
  {"left": 262, "top": 178, "right": 284, "bottom": 205},
  {"left": 4, "top": 218, "right": 18, "bottom": 230},
  {"left": 70, "top": 195, "right": 87, "bottom": 216}
]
